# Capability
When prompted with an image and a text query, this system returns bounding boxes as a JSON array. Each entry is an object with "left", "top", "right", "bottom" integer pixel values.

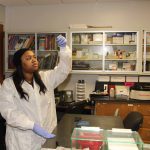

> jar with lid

[{"left": 109, "top": 88, "right": 115, "bottom": 98}]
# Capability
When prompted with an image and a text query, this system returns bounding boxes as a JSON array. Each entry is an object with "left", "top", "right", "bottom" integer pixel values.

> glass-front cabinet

[
  {"left": 71, "top": 31, "right": 139, "bottom": 74},
  {"left": 5, "top": 33, "right": 35, "bottom": 71},
  {"left": 37, "top": 32, "right": 66, "bottom": 70},
  {"left": 143, "top": 31, "right": 150, "bottom": 73},
  {"left": 71, "top": 31, "right": 104, "bottom": 73},
  {"left": 104, "top": 31, "right": 138, "bottom": 73},
  {"left": 5, "top": 32, "right": 66, "bottom": 72}
]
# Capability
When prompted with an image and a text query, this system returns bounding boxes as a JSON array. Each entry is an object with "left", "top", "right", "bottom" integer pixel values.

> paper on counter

[
  {"left": 41, "top": 147, "right": 70, "bottom": 150},
  {"left": 107, "top": 137, "right": 138, "bottom": 150},
  {"left": 112, "top": 128, "right": 132, "bottom": 133},
  {"left": 81, "top": 126, "right": 101, "bottom": 131}
]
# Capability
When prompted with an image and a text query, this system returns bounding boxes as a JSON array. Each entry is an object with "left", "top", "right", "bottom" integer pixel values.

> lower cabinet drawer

[
  {"left": 141, "top": 116, "right": 150, "bottom": 128},
  {"left": 135, "top": 104, "right": 150, "bottom": 116},
  {"left": 139, "top": 128, "right": 150, "bottom": 141}
]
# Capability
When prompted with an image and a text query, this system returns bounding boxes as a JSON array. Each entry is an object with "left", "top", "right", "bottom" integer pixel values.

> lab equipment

[
  {"left": 56, "top": 35, "right": 67, "bottom": 48},
  {"left": 33, "top": 123, "right": 55, "bottom": 139},
  {"left": 71, "top": 128, "right": 104, "bottom": 150}
]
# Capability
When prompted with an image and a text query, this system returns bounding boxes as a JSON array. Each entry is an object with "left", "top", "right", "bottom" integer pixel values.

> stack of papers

[
  {"left": 112, "top": 128, "right": 132, "bottom": 133},
  {"left": 107, "top": 137, "right": 139, "bottom": 150},
  {"left": 81, "top": 126, "right": 101, "bottom": 131}
]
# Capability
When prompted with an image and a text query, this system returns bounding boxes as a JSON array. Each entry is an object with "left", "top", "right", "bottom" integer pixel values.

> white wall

[
  {"left": 4, "top": 1, "right": 150, "bottom": 100},
  {"left": 0, "top": 5, "right": 5, "bottom": 25},
  {"left": 5, "top": 1, "right": 150, "bottom": 32}
]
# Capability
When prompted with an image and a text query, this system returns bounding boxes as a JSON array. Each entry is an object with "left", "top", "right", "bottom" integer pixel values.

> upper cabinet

[
  {"left": 5, "top": 32, "right": 66, "bottom": 72},
  {"left": 71, "top": 31, "right": 104, "bottom": 73},
  {"left": 5, "top": 30, "right": 147, "bottom": 75},
  {"left": 71, "top": 31, "right": 139, "bottom": 74},
  {"left": 5, "top": 32, "right": 36, "bottom": 72},
  {"left": 36, "top": 32, "right": 66, "bottom": 70},
  {"left": 143, "top": 31, "right": 150, "bottom": 74}
]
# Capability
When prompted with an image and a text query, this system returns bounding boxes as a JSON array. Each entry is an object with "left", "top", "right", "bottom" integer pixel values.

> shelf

[
  {"left": 105, "top": 44, "right": 136, "bottom": 46},
  {"left": 105, "top": 59, "right": 136, "bottom": 61},
  {"left": 73, "top": 58, "right": 102, "bottom": 61},
  {"left": 72, "top": 44, "right": 103, "bottom": 46},
  {"left": 37, "top": 50, "right": 58, "bottom": 52}
]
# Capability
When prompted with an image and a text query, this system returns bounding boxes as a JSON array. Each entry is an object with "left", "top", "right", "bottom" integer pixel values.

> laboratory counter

[
  {"left": 90, "top": 95, "right": 150, "bottom": 104},
  {"left": 42, "top": 113, "right": 124, "bottom": 148}
]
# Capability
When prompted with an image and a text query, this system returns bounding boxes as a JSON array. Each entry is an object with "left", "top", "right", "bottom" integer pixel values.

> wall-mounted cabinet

[
  {"left": 5, "top": 30, "right": 150, "bottom": 75},
  {"left": 71, "top": 31, "right": 139, "bottom": 74},
  {"left": 5, "top": 33, "right": 35, "bottom": 71},
  {"left": 5, "top": 32, "right": 66, "bottom": 72},
  {"left": 143, "top": 31, "right": 150, "bottom": 74},
  {"left": 36, "top": 32, "right": 66, "bottom": 70}
]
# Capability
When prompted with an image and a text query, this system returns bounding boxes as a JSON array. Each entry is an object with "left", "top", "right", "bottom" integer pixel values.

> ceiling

[{"left": 0, "top": 0, "right": 149, "bottom": 6}]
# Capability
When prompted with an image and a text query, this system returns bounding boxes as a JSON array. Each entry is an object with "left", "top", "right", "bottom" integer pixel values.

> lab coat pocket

[{"left": 6, "top": 126, "right": 32, "bottom": 150}]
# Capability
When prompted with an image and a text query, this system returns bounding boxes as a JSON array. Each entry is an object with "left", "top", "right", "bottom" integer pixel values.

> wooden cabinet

[
  {"left": 95, "top": 102, "right": 134, "bottom": 119},
  {"left": 95, "top": 102, "right": 150, "bottom": 143},
  {"left": 95, "top": 102, "right": 121, "bottom": 116},
  {"left": 135, "top": 104, "right": 150, "bottom": 143}
]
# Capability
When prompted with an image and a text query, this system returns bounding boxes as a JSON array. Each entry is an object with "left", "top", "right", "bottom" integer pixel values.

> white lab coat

[{"left": 0, "top": 46, "right": 72, "bottom": 150}]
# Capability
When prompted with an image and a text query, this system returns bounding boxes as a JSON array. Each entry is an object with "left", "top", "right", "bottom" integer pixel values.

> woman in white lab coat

[{"left": 0, "top": 35, "right": 72, "bottom": 150}]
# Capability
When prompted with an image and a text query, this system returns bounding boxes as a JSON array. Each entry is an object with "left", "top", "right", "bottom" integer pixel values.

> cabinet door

[
  {"left": 5, "top": 33, "right": 35, "bottom": 71},
  {"left": 95, "top": 102, "right": 134, "bottom": 119},
  {"left": 141, "top": 116, "right": 150, "bottom": 128},
  {"left": 104, "top": 31, "right": 139, "bottom": 73},
  {"left": 139, "top": 128, "right": 150, "bottom": 143},
  {"left": 143, "top": 31, "right": 150, "bottom": 73},
  {"left": 134, "top": 104, "right": 150, "bottom": 116},
  {"left": 119, "top": 103, "right": 134, "bottom": 119},
  {"left": 71, "top": 31, "right": 104, "bottom": 73},
  {"left": 95, "top": 102, "right": 121, "bottom": 116},
  {"left": 37, "top": 32, "right": 66, "bottom": 70}
]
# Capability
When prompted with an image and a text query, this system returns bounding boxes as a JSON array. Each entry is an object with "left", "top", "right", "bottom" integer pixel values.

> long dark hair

[{"left": 12, "top": 65, "right": 47, "bottom": 101}]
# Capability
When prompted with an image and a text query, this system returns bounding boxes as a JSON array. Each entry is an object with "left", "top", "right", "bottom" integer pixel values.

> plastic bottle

[{"left": 110, "top": 88, "right": 115, "bottom": 98}]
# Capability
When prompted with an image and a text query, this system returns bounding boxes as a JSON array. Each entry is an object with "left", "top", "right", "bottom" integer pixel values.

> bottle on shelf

[{"left": 109, "top": 88, "right": 115, "bottom": 98}]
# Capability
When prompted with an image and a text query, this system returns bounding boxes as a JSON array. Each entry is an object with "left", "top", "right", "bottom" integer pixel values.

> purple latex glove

[
  {"left": 33, "top": 123, "right": 55, "bottom": 139},
  {"left": 56, "top": 35, "right": 67, "bottom": 48}
]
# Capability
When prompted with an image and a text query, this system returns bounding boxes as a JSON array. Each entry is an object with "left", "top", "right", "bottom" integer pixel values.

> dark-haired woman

[{"left": 0, "top": 35, "right": 72, "bottom": 150}]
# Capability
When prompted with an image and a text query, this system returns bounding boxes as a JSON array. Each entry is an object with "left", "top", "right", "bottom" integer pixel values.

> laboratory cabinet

[
  {"left": 5, "top": 32, "right": 66, "bottom": 72},
  {"left": 95, "top": 101, "right": 150, "bottom": 143},
  {"left": 143, "top": 31, "right": 150, "bottom": 74},
  {"left": 71, "top": 30, "right": 139, "bottom": 74},
  {"left": 95, "top": 102, "right": 134, "bottom": 119}
]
